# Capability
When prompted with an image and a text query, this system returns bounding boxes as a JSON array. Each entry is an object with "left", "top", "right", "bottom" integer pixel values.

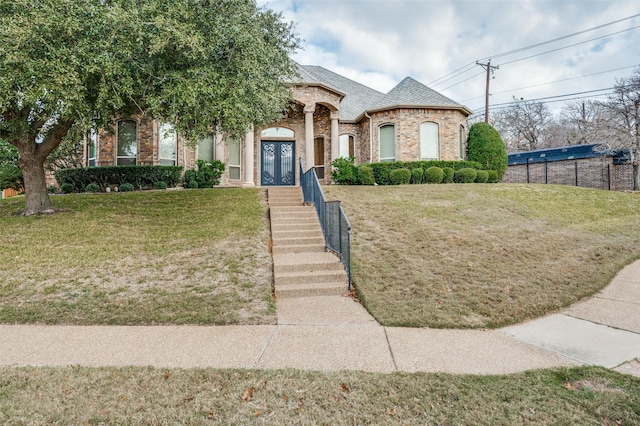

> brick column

[
  {"left": 304, "top": 105, "right": 315, "bottom": 171},
  {"left": 330, "top": 111, "right": 339, "bottom": 163},
  {"left": 243, "top": 126, "right": 255, "bottom": 187}
]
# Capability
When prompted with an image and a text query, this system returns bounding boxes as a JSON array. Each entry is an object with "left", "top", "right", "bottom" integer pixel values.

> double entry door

[{"left": 261, "top": 141, "right": 295, "bottom": 186}]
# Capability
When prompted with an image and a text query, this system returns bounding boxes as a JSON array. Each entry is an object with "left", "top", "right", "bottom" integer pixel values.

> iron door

[{"left": 261, "top": 141, "right": 295, "bottom": 186}]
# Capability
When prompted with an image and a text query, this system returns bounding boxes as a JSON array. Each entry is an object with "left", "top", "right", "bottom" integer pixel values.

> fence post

[
  {"left": 526, "top": 158, "right": 530, "bottom": 183},
  {"left": 544, "top": 159, "right": 548, "bottom": 184},
  {"left": 575, "top": 161, "right": 578, "bottom": 186}
]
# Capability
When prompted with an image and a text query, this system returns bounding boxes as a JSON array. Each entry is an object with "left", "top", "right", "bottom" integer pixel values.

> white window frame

[
  {"left": 379, "top": 124, "right": 395, "bottom": 162},
  {"left": 197, "top": 135, "right": 216, "bottom": 162},
  {"left": 339, "top": 134, "right": 355, "bottom": 160},
  {"left": 159, "top": 123, "right": 177, "bottom": 166},
  {"left": 88, "top": 129, "right": 97, "bottom": 167},
  {"left": 228, "top": 139, "right": 241, "bottom": 180},
  {"left": 420, "top": 122, "right": 439, "bottom": 160},
  {"left": 116, "top": 119, "right": 137, "bottom": 166}
]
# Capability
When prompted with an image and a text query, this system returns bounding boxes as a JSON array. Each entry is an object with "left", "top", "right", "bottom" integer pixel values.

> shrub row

[
  {"left": 55, "top": 165, "right": 183, "bottom": 193},
  {"left": 332, "top": 157, "right": 499, "bottom": 186}
]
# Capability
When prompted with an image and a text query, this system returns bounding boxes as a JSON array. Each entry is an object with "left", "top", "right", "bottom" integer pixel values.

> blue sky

[{"left": 257, "top": 0, "right": 640, "bottom": 116}]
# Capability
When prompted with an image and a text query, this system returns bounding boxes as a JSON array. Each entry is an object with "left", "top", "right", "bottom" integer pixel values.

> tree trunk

[{"left": 19, "top": 155, "right": 55, "bottom": 216}]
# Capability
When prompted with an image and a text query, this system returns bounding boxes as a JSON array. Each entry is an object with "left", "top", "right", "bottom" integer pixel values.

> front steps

[{"left": 268, "top": 187, "right": 348, "bottom": 299}]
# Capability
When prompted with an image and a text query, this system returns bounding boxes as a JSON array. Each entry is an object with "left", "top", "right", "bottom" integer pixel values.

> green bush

[
  {"left": 119, "top": 183, "right": 134, "bottom": 192},
  {"left": 85, "top": 183, "right": 101, "bottom": 193},
  {"left": 60, "top": 183, "right": 74, "bottom": 193},
  {"left": 55, "top": 165, "right": 183, "bottom": 193},
  {"left": 442, "top": 167, "right": 455, "bottom": 184},
  {"left": 188, "top": 180, "right": 198, "bottom": 189},
  {"left": 467, "top": 122, "right": 508, "bottom": 180},
  {"left": 424, "top": 166, "right": 444, "bottom": 184},
  {"left": 475, "top": 170, "right": 489, "bottom": 183},
  {"left": 47, "top": 185, "right": 58, "bottom": 194},
  {"left": 368, "top": 160, "right": 483, "bottom": 185},
  {"left": 410, "top": 168, "right": 424, "bottom": 184},
  {"left": 182, "top": 160, "right": 225, "bottom": 189},
  {"left": 331, "top": 157, "right": 358, "bottom": 185},
  {"left": 153, "top": 181, "right": 168, "bottom": 190},
  {"left": 0, "top": 165, "right": 23, "bottom": 191},
  {"left": 487, "top": 170, "right": 499, "bottom": 183},
  {"left": 454, "top": 168, "right": 477, "bottom": 183},
  {"left": 389, "top": 168, "right": 411, "bottom": 185},
  {"left": 357, "top": 165, "right": 375, "bottom": 185}
]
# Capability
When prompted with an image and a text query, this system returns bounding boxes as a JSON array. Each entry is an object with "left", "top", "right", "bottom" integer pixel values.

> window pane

[
  {"left": 379, "top": 125, "right": 395, "bottom": 162},
  {"left": 339, "top": 134, "right": 354, "bottom": 158},
  {"left": 229, "top": 139, "right": 241, "bottom": 166},
  {"left": 117, "top": 120, "right": 137, "bottom": 157},
  {"left": 420, "top": 122, "right": 439, "bottom": 160},
  {"left": 229, "top": 166, "right": 241, "bottom": 180},
  {"left": 88, "top": 129, "right": 97, "bottom": 159},
  {"left": 459, "top": 125, "right": 465, "bottom": 159},
  {"left": 197, "top": 135, "right": 215, "bottom": 162},
  {"left": 159, "top": 123, "right": 176, "bottom": 164},
  {"left": 261, "top": 127, "right": 294, "bottom": 138}
]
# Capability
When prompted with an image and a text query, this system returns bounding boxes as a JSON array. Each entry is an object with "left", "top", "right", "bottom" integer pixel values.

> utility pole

[{"left": 476, "top": 60, "right": 499, "bottom": 123}]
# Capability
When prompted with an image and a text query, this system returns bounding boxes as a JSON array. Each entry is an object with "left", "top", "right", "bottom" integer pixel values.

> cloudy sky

[{"left": 257, "top": 0, "right": 640, "bottom": 117}]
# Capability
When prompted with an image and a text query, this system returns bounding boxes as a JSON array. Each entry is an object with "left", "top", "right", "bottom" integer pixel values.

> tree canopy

[{"left": 0, "top": 0, "right": 300, "bottom": 214}]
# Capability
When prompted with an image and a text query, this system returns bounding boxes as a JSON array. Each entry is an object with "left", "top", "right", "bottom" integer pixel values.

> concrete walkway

[{"left": 0, "top": 188, "right": 639, "bottom": 376}]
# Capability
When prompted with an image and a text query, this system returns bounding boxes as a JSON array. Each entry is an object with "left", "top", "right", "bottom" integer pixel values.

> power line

[{"left": 472, "top": 87, "right": 615, "bottom": 112}]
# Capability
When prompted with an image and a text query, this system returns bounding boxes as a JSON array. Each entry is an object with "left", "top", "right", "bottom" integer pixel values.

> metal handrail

[{"left": 300, "top": 159, "right": 352, "bottom": 290}]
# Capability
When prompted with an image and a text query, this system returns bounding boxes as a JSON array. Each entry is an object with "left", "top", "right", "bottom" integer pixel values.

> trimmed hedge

[
  {"left": 389, "top": 168, "right": 411, "bottom": 185},
  {"left": 487, "top": 170, "right": 499, "bottom": 183},
  {"left": 467, "top": 122, "right": 508, "bottom": 180},
  {"left": 454, "top": 168, "right": 477, "bottom": 183},
  {"left": 410, "top": 168, "right": 424, "bottom": 184},
  {"left": 475, "top": 170, "right": 489, "bottom": 183},
  {"left": 357, "top": 165, "right": 375, "bottom": 185},
  {"left": 85, "top": 183, "right": 101, "bottom": 193},
  {"left": 368, "top": 160, "right": 483, "bottom": 185},
  {"left": 55, "top": 165, "right": 183, "bottom": 193},
  {"left": 442, "top": 167, "right": 455, "bottom": 184},
  {"left": 119, "top": 183, "right": 134, "bottom": 192},
  {"left": 424, "top": 166, "right": 444, "bottom": 184}
]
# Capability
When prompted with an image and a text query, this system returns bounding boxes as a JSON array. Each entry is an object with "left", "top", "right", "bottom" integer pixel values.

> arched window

[
  {"left": 379, "top": 125, "right": 395, "bottom": 162},
  {"left": 159, "top": 123, "right": 177, "bottom": 166},
  {"left": 339, "top": 134, "right": 355, "bottom": 159},
  {"left": 117, "top": 120, "right": 137, "bottom": 165},
  {"left": 420, "top": 122, "right": 439, "bottom": 160},
  {"left": 261, "top": 127, "right": 294, "bottom": 138},
  {"left": 459, "top": 125, "right": 466, "bottom": 159}
]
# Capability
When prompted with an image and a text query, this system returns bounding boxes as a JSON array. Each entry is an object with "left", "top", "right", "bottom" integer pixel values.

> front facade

[{"left": 86, "top": 65, "right": 472, "bottom": 186}]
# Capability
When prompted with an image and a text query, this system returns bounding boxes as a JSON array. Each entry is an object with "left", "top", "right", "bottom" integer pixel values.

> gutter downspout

[{"left": 365, "top": 111, "right": 373, "bottom": 163}]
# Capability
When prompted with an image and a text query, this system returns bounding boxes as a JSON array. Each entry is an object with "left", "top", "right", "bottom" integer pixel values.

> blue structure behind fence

[{"left": 300, "top": 161, "right": 352, "bottom": 291}]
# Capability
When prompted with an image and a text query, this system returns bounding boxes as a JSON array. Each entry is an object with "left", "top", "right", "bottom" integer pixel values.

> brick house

[{"left": 86, "top": 65, "right": 472, "bottom": 186}]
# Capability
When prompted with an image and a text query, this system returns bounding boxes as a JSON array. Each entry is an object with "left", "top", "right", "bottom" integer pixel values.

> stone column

[
  {"left": 304, "top": 105, "right": 315, "bottom": 171},
  {"left": 330, "top": 111, "right": 340, "bottom": 163},
  {"left": 243, "top": 126, "right": 255, "bottom": 187}
]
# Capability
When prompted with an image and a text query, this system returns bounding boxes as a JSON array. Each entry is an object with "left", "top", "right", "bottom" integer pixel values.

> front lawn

[
  {"left": 0, "top": 189, "right": 275, "bottom": 325},
  {"left": 324, "top": 184, "right": 640, "bottom": 328}
]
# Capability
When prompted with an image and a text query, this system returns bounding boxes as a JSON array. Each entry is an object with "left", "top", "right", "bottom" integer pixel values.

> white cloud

[{"left": 259, "top": 0, "right": 640, "bottom": 114}]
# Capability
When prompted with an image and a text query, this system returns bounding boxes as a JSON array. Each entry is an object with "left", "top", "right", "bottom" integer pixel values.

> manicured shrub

[
  {"left": 182, "top": 160, "right": 224, "bottom": 189},
  {"left": 47, "top": 185, "right": 58, "bottom": 194},
  {"left": 331, "top": 157, "right": 357, "bottom": 185},
  {"left": 357, "top": 165, "right": 375, "bottom": 185},
  {"left": 442, "top": 167, "right": 455, "bottom": 183},
  {"left": 368, "top": 160, "right": 482, "bottom": 185},
  {"left": 85, "top": 183, "right": 101, "bottom": 193},
  {"left": 188, "top": 180, "right": 198, "bottom": 189},
  {"left": 60, "top": 183, "right": 74, "bottom": 193},
  {"left": 454, "top": 168, "right": 477, "bottom": 183},
  {"left": 119, "top": 183, "right": 134, "bottom": 192},
  {"left": 56, "top": 165, "right": 183, "bottom": 192},
  {"left": 487, "top": 170, "right": 499, "bottom": 183},
  {"left": 389, "top": 168, "right": 411, "bottom": 185},
  {"left": 153, "top": 181, "right": 168, "bottom": 190},
  {"left": 475, "top": 170, "right": 489, "bottom": 183},
  {"left": 424, "top": 166, "right": 444, "bottom": 184},
  {"left": 410, "top": 168, "right": 424, "bottom": 184},
  {"left": 467, "top": 122, "right": 508, "bottom": 180}
]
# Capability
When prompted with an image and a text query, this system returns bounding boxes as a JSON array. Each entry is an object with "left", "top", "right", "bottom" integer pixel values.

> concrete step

[
  {"left": 272, "top": 229, "right": 324, "bottom": 239},
  {"left": 271, "top": 223, "right": 322, "bottom": 232},
  {"left": 270, "top": 212, "right": 317, "bottom": 220},
  {"left": 272, "top": 236, "right": 325, "bottom": 246},
  {"left": 272, "top": 244, "right": 326, "bottom": 254},
  {"left": 275, "top": 270, "right": 346, "bottom": 285},
  {"left": 272, "top": 252, "right": 342, "bottom": 272},
  {"left": 270, "top": 207, "right": 316, "bottom": 215},
  {"left": 271, "top": 218, "right": 319, "bottom": 226},
  {"left": 268, "top": 200, "right": 303, "bottom": 207},
  {"left": 274, "top": 260, "right": 344, "bottom": 274},
  {"left": 275, "top": 281, "right": 346, "bottom": 298}
]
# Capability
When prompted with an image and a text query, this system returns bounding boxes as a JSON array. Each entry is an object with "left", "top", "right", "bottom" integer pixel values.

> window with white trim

[
  {"left": 197, "top": 135, "right": 215, "bottom": 162},
  {"left": 229, "top": 139, "right": 241, "bottom": 180},
  {"left": 261, "top": 127, "right": 294, "bottom": 138},
  {"left": 379, "top": 125, "right": 395, "bottom": 162},
  {"left": 339, "top": 134, "right": 355, "bottom": 159},
  {"left": 159, "top": 123, "right": 177, "bottom": 166},
  {"left": 88, "top": 129, "right": 97, "bottom": 167},
  {"left": 420, "top": 122, "right": 439, "bottom": 160},
  {"left": 117, "top": 120, "right": 137, "bottom": 165}
]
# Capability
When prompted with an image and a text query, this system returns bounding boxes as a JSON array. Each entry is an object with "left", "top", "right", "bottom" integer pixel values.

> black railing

[{"left": 300, "top": 160, "right": 352, "bottom": 290}]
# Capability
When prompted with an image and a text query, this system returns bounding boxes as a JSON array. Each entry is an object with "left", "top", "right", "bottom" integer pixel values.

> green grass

[
  {"left": 0, "top": 189, "right": 275, "bottom": 325},
  {"left": 1, "top": 366, "right": 638, "bottom": 424},
  {"left": 324, "top": 184, "right": 640, "bottom": 329}
]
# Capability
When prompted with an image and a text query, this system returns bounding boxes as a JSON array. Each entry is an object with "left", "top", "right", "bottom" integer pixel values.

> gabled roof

[{"left": 291, "top": 65, "right": 471, "bottom": 120}]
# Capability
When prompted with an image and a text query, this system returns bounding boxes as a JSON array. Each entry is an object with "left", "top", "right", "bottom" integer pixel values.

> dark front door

[{"left": 261, "top": 141, "right": 295, "bottom": 186}]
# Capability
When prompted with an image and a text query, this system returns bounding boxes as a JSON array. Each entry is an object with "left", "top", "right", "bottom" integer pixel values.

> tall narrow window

[
  {"left": 159, "top": 123, "right": 177, "bottom": 166},
  {"left": 379, "top": 125, "right": 395, "bottom": 162},
  {"left": 88, "top": 129, "right": 97, "bottom": 167},
  {"left": 339, "top": 134, "right": 355, "bottom": 159},
  {"left": 197, "top": 135, "right": 215, "bottom": 162},
  {"left": 314, "top": 137, "right": 325, "bottom": 179},
  {"left": 420, "top": 122, "right": 439, "bottom": 160},
  {"left": 459, "top": 125, "right": 466, "bottom": 159},
  {"left": 229, "top": 139, "right": 241, "bottom": 180},
  {"left": 117, "top": 120, "right": 137, "bottom": 165}
]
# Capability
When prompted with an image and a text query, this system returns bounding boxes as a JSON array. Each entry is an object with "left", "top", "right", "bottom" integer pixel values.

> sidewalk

[{"left": 1, "top": 260, "right": 638, "bottom": 376}]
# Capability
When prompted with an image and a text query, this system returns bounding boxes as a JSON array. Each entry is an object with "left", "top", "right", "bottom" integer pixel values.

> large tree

[
  {"left": 491, "top": 99, "right": 553, "bottom": 152},
  {"left": 0, "top": 0, "right": 300, "bottom": 215}
]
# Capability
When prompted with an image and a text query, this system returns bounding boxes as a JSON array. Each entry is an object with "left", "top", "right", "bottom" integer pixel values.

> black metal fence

[{"left": 300, "top": 161, "right": 352, "bottom": 290}]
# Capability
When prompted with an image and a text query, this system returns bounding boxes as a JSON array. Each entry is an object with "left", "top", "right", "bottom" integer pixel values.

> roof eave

[
  {"left": 356, "top": 104, "right": 472, "bottom": 121},
  {"left": 289, "top": 82, "right": 346, "bottom": 99}
]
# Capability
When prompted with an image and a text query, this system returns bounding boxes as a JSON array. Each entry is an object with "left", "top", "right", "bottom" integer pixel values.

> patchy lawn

[
  {"left": 0, "top": 189, "right": 275, "bottom": 325},
  {"left": 0, "top": 366, "right": 638, "bottom": 424},
  {"left": 324, "top": 184, "right": 640, "bottom": 329}
]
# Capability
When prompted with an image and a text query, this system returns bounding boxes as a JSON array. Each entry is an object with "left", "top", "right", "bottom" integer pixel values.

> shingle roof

[
  {"left": 507, "top": 143, "right": 627, "bottom": 165},
  {"left": 292, "top": 65, "right": 470, "bottom": 120}
]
